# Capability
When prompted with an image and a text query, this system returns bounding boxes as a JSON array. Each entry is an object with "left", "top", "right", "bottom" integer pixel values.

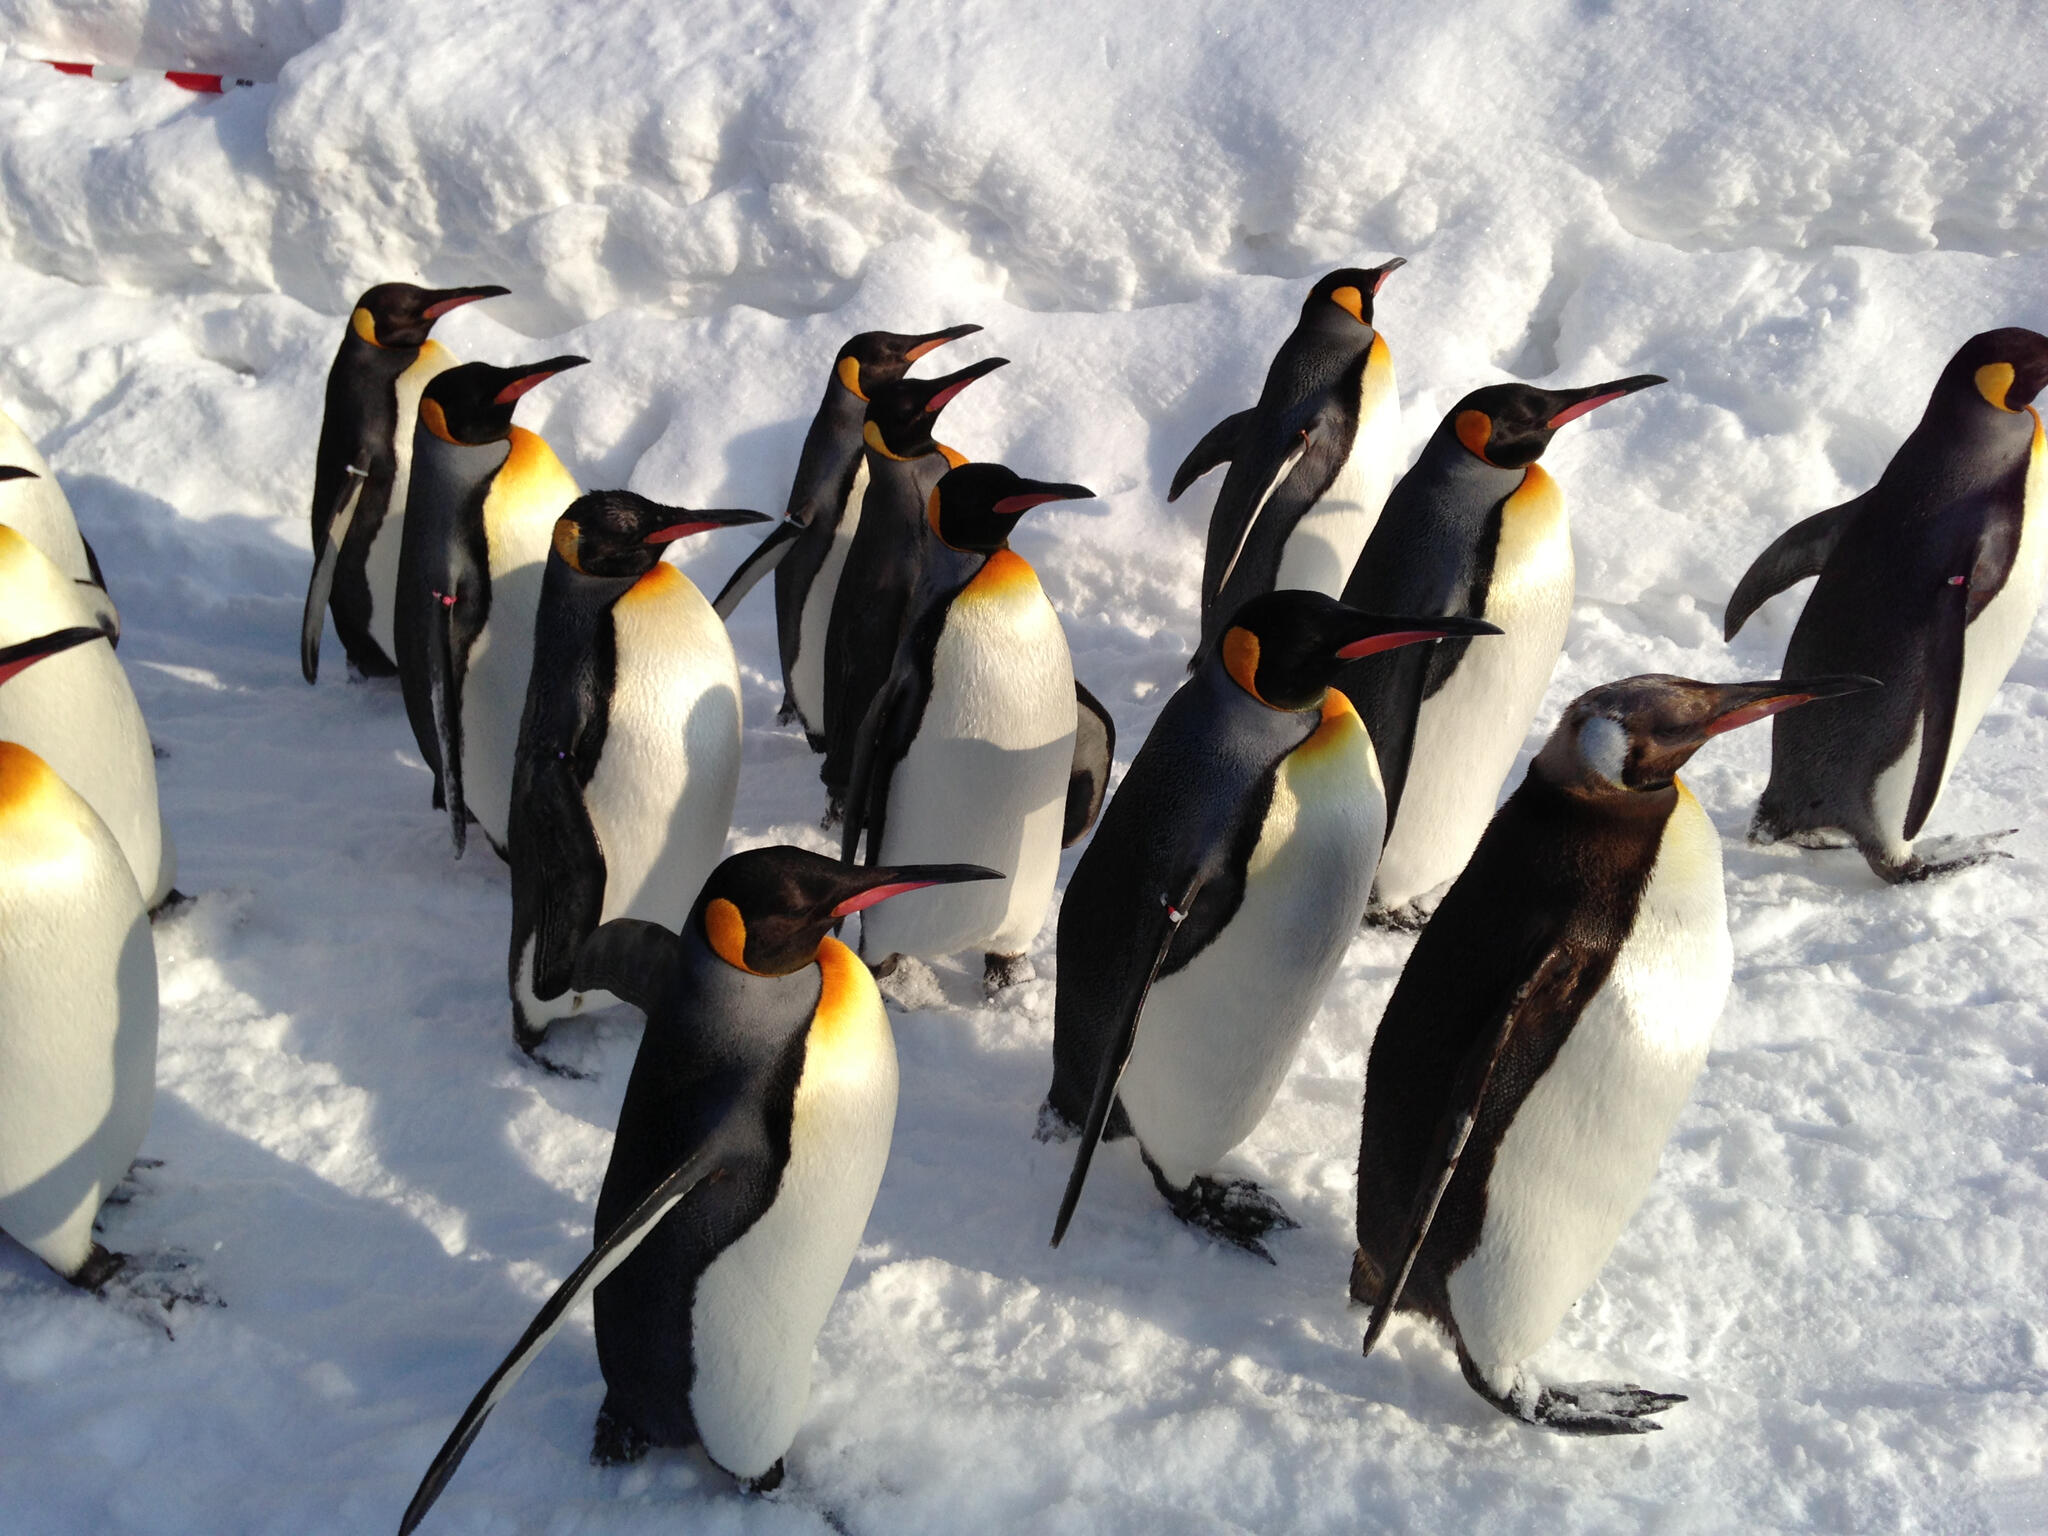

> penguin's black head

[
  {"left": 551, "top": 492, "right": 769, "bottom": 579},
  {"left": 863, "top": 356, "right": 1010, "bottom": 460},
  {"left": 835, "top": 325, "right": 983, "bottom": 400},
  {"left": 1945, "top": 328, "right": 2048, "bottom": 414},
  {"left": 0, "top": 624, "right": 109, "bottom": 688},
  {"left": 420, "top": 356, "right": 588, "bottom": 446},
  {"left": 351, "top": 283, "right": 509, "bottom": 350},
  {"left": 1300, "top": 260, "right": 1405, "bottom": 333},
  {"left": 1447, "top": 375, "right": 1666, "bottom": 470},
  {"left": 693, "top": 847, "right": 1001, "bottom": 977},
  {"left": 927, "top": 464, "right": 1095, "bottom": 553},
  {"left": 1535, "top": 672, "right": 1881, "bottom": 797},
  {"left": 1217, "top": 590, "right": 1501, "bottom": 712}
]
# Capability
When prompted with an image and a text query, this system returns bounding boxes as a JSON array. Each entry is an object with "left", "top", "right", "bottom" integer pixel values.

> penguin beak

[
  {"left": 0, "top": 466, "right": 39, "bottom": 483},
  {"left": 828, "top": 863, "right": 1003, "bottom": 917},
  {"left": 1698, "top": 675, "right": 1881, "bottom": 737},
  {"left": 919, "top": 357, "right": 1010, "bottom": 416},
  {"left": 643, "top": 507, "right": 772, "bottom": 544},
  {"left": 492, "top": 355, "right": 590, "bottom": 406},
  {"left": 421, "top": 284, "right": 510, "bottom": 320},
  {"left": 902, "top": 323, "right": 983, "bottom": 364},
  {"left": 0, "top": 625, "right": 107, "bottom": 687},
  {"left": 992, "top": 482, "right": 1096, "bottom": 517},
  {"left": 1333, "top": 613, "right": 1502, "bottom": 659},
  {"left": 1545, "top": 374, "right": 1667, "bottom": 430}
]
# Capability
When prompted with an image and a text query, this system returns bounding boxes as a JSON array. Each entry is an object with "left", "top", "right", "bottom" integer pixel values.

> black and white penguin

[
  {"left": 300, "top": 281, "right": 507, "bottom": 682},
  {"left": 1043, "top": 591, "right": 1498, "bottom": 1256},
  {"left": 711, "top": 324, "right": 983, "bottom": 747},
  {"left": 1170, "top": 262, "right": 1406, "bottom": 658},
  {"left": 1335, "top": 374, "right": 1665, "bottom": 926},
  {"left": 1726, "top": 328, "right": 2048, "bottom": 882},
  {"left": 0, "top": 524, "right": 175, "bottom": 909},
  {"left": 817, "top": 356, "right": 1008, "bottom": 810},
  {"left": 1351, "top": 671, "right": 1875, "bottom": 1433},
  {"left": 394, "top": 354, "right": 587, "bottom": 857},
  {"left": 0, "top": 624, "right": 158, "bottom": 1291},
  {"left": 396, "top": 848, "right": 999, "bottom": 1532},
  {"left": 508, "top": 491, "right": 769, "bottom": 1055},
  {"left": 0, "top": 413, "right": 119, "bottom": 637},
  {"left": 842, "top": 463, "right": 1100, "bottom": 991}
]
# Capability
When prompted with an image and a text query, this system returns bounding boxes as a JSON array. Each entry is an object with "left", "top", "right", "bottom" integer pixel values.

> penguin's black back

[
  {"left": 774, "top": 382, "right": 870, "bottom": 700},
  {"left": 312, "top": 330, "right": 414, "bottom": 670}
]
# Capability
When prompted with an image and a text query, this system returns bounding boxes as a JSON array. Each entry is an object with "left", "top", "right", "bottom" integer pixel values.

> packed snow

[{"left": 3, "top": 1, "right": 2048, "bottom": 1531}]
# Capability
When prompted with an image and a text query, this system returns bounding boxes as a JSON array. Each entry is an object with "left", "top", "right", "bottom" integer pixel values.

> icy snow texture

[{"left": 2, "top": 2, "right": 2048, "bottom": 1532}]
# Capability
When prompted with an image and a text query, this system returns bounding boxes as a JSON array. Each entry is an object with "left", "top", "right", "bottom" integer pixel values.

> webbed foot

[
  {"left": 590, "top": 1404, "right": 649, "bottom": 1466},
  {"left": 1033, "top": 1100, "right": 1078, "bottom": 1144},
  {"left": 1459, "top": 1347, "right": 1684, "bottom": 1435},
  {"left": 1363, "top": 901, "right": 1431, "bottom": 932},
  {"left": 740, "top": 1458, "right": 785, "bottom": 1494},
  {"left": 1147, "top": 1158, "right": 1297, "bottom": 1262},
  {"left": 1873, "top": 830, "right": 2018, "bottom": 884},
  {"left": 983, "top": 951, "right": 1031, "bottom": 995}
]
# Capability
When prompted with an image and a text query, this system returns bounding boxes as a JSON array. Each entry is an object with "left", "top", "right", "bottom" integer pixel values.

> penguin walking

[
  {"left": 711, "top": 324, "right": 983, "bottom": 748},
  {"left": 817, "top": 357, "right": 1008, "bottom": 813},
  {"left": 0, "top": 624, "right": 158, "bottom": 1292},
  {"left": 1169, "top": 262, "right": 1406, "bottom": 658},
  {"left": 841, "top": 464, "right": 1101, "bottom": 992},
  {"left": 0, "top": 525, "right": 175, "bottom": 909},
  {"left": 1336, "top": 375, "right": 1665, "bottom": 927},
  {"left": 397, "top": 849, "right": 998, "bottom": 1532},
  {"left": 0, "top": 411, "right": 119, "bottom": 638},
  {"left": 394, "top": 355, "right": 587, "bottom": 856},
  {"left": 1725, "top": 328, "right": 2048, "bottom": 882},
  {"left": 1352, "top": 672, "right": 1874, "bottom": 1432},
  {"left": 1044, "top": 591, "right": 1499, "bottom": 1256},
  {"left": 301, "top": 282, "right": 508, "bottom": 682},
  {"left": 508, "top": 492, "right": 768, "bottom": 1057}
]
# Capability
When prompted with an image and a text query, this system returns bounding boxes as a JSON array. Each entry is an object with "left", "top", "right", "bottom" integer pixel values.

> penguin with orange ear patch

[{"left": 397, "top": 849, "right": 998, "bottom": 1532}]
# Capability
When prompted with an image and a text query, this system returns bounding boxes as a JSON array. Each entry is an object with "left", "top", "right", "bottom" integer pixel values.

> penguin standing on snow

[
  {"left": 1336, "top": 375, "right": 1665, "bottom": 927},
  {"left": 394, "top": 355, "right": 587, "bottom": 857},
  {"left": 1170, "top": 261, "right": 1407, "bottom": 658},
  {"left": 0, "top": 413, "right": 119, "bottom": 637},
  {"left": 397, "top": 849, "right": 999, "bottom": 1532},
  {"left": 508, "top": 491, "right": 768, "bottom": 1057},
  {"left": 1352, "top": 671, "right": 1874, "bottom": 1433},
  {"left": 818, "top": 357, "right": 1008, "bottom": 811},
  {"left": 711, "top": 324, "right": 983, "bottom": 747},
  {"left": 841, "top": 464, "right": 1103, "bottom": 992},
  {"left": 1044, "top": 591, "right": 1498, "bottom": 1256},
  {"left": 301, "top": 281, "right": 508, "bottom": 682},
  {"left": 0, "top": 624, "right": 158, "bottom": 1292},
  {"left": 1726, "top": 328, "right": 2048, "bottom": 882}
]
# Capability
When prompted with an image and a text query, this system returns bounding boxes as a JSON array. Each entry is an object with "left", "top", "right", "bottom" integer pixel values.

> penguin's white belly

[
  {"left": 1375, "top": 472, "right": 1573, "bottom": 910},
  {"left": 460, "top": 557, "right": 544, "bottom": 852},
  {"left": 0, "top": 749, "right": 157, "bottom": 1278},
  {"left": 688, "top": 940, "right": 895, "bottom": 1479},
  {"left": 0, "top": 409, "right": 96, "bottom": 591},
  {"left": 1274, "top": 347, "right": 1401, "bottom": 598},
  {"left": 791, "top": 459, "right": 865, "bottom": 735},
  {"left": 1120, "top": 702, "right": 1384, "bottom": 1189},
  {"left": 863, "top": 556, "right": 1075, "bottom": 960},
  {"left": 1447, "top": 786, "right": 1731, "bottom": 1385},
  {"left": 367, "top": 342, "right": 457, "bottom": 661}
]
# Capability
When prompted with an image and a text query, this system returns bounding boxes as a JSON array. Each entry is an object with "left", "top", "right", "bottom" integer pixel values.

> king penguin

[
  {"left": 818, "top": 356, "right": 1008, "bottom": 811},
  {"left": 301, "top": 281, "right": 508, "bottom": 682},
  {"left": 1170, "top": 261, "right": 1406, "bottom": 659},
  {"left": 842, "top": 463, "right": 1102, "bottom": 992},
  {"left": 710, "top": 324, "right": 983, "bottom": 747},
  {"left": 397, "top": 849, "right": 999, "bottom": 1532},
  {"left": 0, "top": 409, "right": 119, "bottom": 638},
  {"left": 1335, "top": 374, "right": 1665, "bottom": 927},
  {"left": 0, "top": 624, "right": 158, "bottom": 1292},
  {"left": 1043, "top": 591, "right": 1498, "bottom": 1256},
  {"left": 508, "top": 491, "right": 769, "bottom": 1057},
  {"left": 394, "top": 354, "right": 587, "bottom": 857},
  {"left": 1351, "top": 671, "right": 1874, "bottom": 1432},
  {"left": 0, "top": 525, "right": 175, "bottom": 909},
  {"left": 1726, "top": 327, "right": 2048, "bottom": 882}
]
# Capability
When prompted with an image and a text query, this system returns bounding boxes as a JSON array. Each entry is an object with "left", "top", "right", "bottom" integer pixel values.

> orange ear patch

[
  {"left": 1455, "top": 410, "right": 1493, "bottom": 461},
  {"left": 350, "top": 307, "right": 382, "bottom": 347},
  {"left": 1977, "top": 362, "right": 2017, "bottom": 412},
  {"left": 837, "top": 356, "right": 867, "bottom": 400},
  {"left": 1329, "top": 286, "right": 1366, "bottom": 323},
  {"left": 703, "top": 897, "right": 758, "bottom": 973},
  {"left": 1222, "top": 626, "right": 1267, "bottom": 703},
  {"left": 419, "top": 398, "right": 457, "bottom": 444}
]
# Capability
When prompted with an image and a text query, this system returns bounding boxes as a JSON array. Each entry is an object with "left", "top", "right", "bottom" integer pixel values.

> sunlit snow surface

[{"left": 2, "top": 3, "right": 2047, "bottom": 1531}]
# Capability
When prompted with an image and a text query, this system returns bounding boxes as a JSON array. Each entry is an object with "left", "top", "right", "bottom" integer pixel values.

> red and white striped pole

[{"left": 42, "top": 61, "right": 256, "bottom": 93}]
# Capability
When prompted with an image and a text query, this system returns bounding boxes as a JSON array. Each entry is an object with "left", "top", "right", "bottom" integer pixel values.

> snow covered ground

[{"left": 3, "top": 1, "right": 2048, "bottom": 1530}]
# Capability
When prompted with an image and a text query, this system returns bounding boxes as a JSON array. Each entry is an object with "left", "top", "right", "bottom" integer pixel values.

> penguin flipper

[
  {"left": 841, "top": 662, "right": 920, "bottom": 866},
  {"left": 572, "top": 919, "right": 685, "bottom": 1018},
  {"left": 299, "top": 466, "right": 367, "bottom": 684},
  {"left": 1904, "top": 569, "right": 1973, "bottom": 842},
  {"left": 711, "top": 520, "right": 801, "bottom": 620},
  {"left": 522, "top": 756, "right": 607, "bottom": 1001},
  {"left": 1723, "top": 497, "right": 1861, "bottom": 640},
  {"left": 396, "top": 1140, "right": 735, "bottom": 1536},
  {"left": 1064, "top": 681, "right": 1117, "bottom": 847},
  {"left": 427, "top": 593, "right": 470, "bottom": 857},
  {"left": 1168, "top": 408, "right": 1253, "bottom": 502}
]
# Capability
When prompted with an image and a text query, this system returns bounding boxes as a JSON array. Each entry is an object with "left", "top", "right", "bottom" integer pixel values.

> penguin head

[
  {"left": 1945, "top": 328, "right": 2048, "bottom": 414},
  {"left": 1535, "top": 673, "right": 1881, "bottom": 796},
  {"left": 419, "top": 356, "right": 588, "bottom": 446},
  {"left": 1301, "top": 260, "right": 1405, "bottom": 334},
  {"left": 693, "top": 847, "right": 1001, "bottom": 977},
  {"left": 1216, "top": 590, "right": 1502, "bottom": 711},
  {"left": 1447, "top": 374, "right": 1666, "bottom": 469},
  {"left": 0, "top": 624, "right": 109, "bottom": 688},
  {"left": 863, "top": 356, "right": 1010, "bottom": 460},
  {"left": 350, "top": 283, "right": 509, "bottom": 350},
  {"left": 834, "top": 325, "right": 983, "bottom": 400},
  {"left": 550, "top": 492, "right": 769, "bottom": 579},
  {"left": 927, "top": 464, "right": 1094, "bottom": 552}
]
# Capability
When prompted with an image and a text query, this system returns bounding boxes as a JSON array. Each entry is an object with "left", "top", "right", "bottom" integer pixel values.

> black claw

[
  {"left": 1147, "top": 1158, "right": 1296, "bottom": 1260},
  {"left": 1033, "top": 1100, "right": 1079, "bottom": 1144},
  {"left": 590, "top": 1404, "right": 649, "bottom": 1467},
  {"left": 983, "top": 951, "right": 1028, "bottom": 994}
]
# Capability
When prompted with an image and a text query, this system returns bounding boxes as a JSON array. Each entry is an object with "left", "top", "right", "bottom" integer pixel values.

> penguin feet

[
  {"left": 740, "top": 1458, "right": 786, "bottom": 1495},
  {"left": 590, "top": 1404, "right": 650, "bottom": 1467},
  {"left": 819, "top": 792, "right": 845, "bottom": 831},
  {"left": 983, "top": 951, "right": 1032, "bottom": 995},
  {"left": 1033, "top": 1100, "right": 1079, "bottom": 1143},
  {"left": 100, "top": 1156, "right": 167, "bottom": 1207},
  {"left": 776, "top": 696, "right": 799, "bottom": 726},
  {"left": 1148, "top": 1160, "right": 1298, "bottom": 1262},
  {"left": 1363, "top": 901, "right": 1431, "bottom": 933},
  {"left": 149, "top": 889, "right": 194, "bottom": 922},
  {"left": 1784, "top": 828, "right": 1855, "bottom": 849},
  {"left": 1459, "top": 1350, "right": 1684, "bottom": 1435},
  {"left": 514, "top": 1023, "right": 592, "bottom": 1081},
  {"left": 867, "top": 952, "right": 902, "bottom": 980},
  {"left": 1876, "top": 830, "right": 2018, "bottom": 884},
  {"left": 66, "top": 1242, "right": 128, "bottom": 1293}
]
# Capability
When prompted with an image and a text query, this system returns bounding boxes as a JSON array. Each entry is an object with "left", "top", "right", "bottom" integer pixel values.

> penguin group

[{"left": 8, "top": 256, "right": 2041, "bottom": 1525}]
